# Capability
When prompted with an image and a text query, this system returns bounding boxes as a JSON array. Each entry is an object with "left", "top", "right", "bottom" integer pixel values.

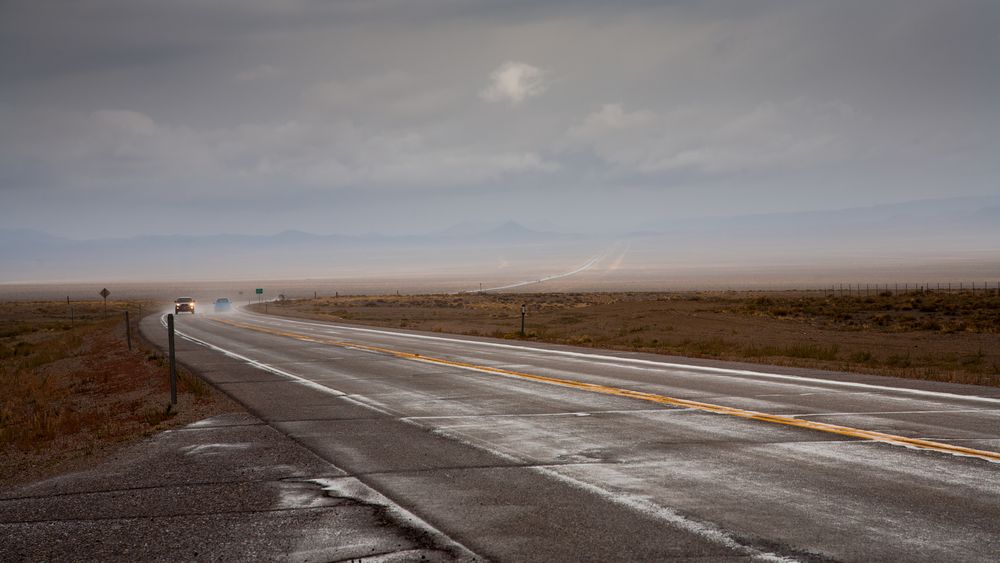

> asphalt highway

[{"left": 144, "top": 307, "right": 1000, "bottom": 561}]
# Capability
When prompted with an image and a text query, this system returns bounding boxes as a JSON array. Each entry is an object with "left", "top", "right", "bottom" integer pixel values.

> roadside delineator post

[
  {"left": 520, "top": 303, "right": 526, "bottom": 337},
  {"left": 167, "top": 314, "right": 177, "bottom": 406},
  {"left": 125, "top": 310, "right": 132, "bottom": 351}
]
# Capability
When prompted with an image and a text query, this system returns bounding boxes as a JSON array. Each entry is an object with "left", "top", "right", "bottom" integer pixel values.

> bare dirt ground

[
  {"left": 255, "top": 290, "right": 1000, "bottom": 388},
  {"left": 0, "top": 300, "right": 243, "bottom": 488}
]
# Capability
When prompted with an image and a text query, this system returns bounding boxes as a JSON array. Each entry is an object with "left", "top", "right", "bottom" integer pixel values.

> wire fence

[{"left": 825, "top": 281, "right": 1000, "bottom": 297}]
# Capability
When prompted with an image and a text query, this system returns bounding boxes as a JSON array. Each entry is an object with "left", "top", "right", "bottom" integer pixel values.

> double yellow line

[{"left": 216, "top": 318, "right": 1000, "bottom": 464}]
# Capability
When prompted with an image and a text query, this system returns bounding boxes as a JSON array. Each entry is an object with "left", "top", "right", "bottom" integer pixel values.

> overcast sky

[{"left": 2, "top": 0, "right": 998, "bottom": 239}]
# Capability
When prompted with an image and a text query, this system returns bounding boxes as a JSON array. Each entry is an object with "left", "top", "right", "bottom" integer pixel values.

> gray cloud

[{"left": 1, "top": 0, "right": 998, "bottom": 238}]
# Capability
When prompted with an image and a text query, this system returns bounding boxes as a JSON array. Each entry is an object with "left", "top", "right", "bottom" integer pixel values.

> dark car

[
  {"left": 214, "top": 297, "right": 232, "bottom": 312},
  {"left": 175, "top": 297, "right": 196, "bottom": 314}
]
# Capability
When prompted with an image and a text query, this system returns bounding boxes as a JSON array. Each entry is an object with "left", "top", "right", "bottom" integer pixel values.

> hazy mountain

[
  {"left": 435, "top": 220, "right": 508, "bottom": 237},
  {"left": 432, "top": 220, "right": 564, "bottom": 240},
  {"left": 2, "top": 198, "right": 998, "bottom": 285},
  {"left": 0, "top": 221, "right": 584, "bottom": 283},
  {"left": 471, "top": 221, "right": 573, "bottom": 243}
]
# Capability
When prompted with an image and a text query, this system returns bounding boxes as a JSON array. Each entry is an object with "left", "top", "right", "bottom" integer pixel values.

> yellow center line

[{"left": 215, "top": 317, "right": 1000, "bottom": 464}]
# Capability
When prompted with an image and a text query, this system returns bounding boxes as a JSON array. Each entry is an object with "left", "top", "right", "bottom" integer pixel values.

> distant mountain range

[
  {"left": 3, "top": 195, "right": 998, "bottom": 284},
  {"left": 0, "top": 220, "right": 583, "bottom": 283},
  {"left": 1, "top": 219, "right": 568, "bottom": 249}
]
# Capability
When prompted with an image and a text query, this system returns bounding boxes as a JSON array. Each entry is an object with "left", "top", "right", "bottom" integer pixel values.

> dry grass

[
  {"left": 257, "top": 290, "right": 1000, "bottom": 388},
  {"left": 736, "top": 292, "right": 1000, "bottom": 333},
  {"left": 0, "top": 300, "right": 239, "bottom": 487}
]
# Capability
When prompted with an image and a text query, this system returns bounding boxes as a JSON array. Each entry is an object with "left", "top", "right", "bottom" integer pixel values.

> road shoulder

[{"left": 0, "top": 412, "right": 476, "bottom": 561}]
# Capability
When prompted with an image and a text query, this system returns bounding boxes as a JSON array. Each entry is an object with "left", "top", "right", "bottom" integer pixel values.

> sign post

[
  {"left": 256, "top": 288, "right": 263, "bottom": 305},
  {"left": 100, "top": 288, "right": 110, "bottom": 317}
]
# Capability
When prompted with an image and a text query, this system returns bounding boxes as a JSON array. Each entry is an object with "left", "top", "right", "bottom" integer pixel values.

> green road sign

[{"left": 256, "top": 288, "right": 263, "bottom": 294}]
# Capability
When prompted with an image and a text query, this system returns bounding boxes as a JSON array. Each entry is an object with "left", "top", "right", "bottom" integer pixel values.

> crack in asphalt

[
  {"left": 0, "top": 504, "right": 354, "bottom": 525},
  {"left": 0, "top": 475, "right": 345, "bottom": 502}
]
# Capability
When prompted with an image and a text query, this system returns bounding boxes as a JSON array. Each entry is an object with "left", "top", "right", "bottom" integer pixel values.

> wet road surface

[{"left": 139, "top": 308, "right": 1000, "bottom": 561}]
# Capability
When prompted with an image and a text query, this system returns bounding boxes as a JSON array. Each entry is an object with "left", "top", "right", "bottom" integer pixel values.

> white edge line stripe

[
  {"left": 241, "top": 310, "right": 1000, "bottom": 406},
  {"left": 531, "top": 467, "right": 797, "bottom": 563},
  {"left": 159, "top": 314, "right": 345, "bottom": 398}
]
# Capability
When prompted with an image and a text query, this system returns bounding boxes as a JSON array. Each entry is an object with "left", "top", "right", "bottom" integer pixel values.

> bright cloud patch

[{"left": 480, "top": 62, "right": 548, "bottom": 106}]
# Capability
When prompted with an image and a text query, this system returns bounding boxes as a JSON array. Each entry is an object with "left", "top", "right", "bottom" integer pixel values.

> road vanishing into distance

[
  {"left": 144, "top": 308, "right": 1000, "bottom": 561},
  {"left": 470, "top": 253, "right": 603, "bottom": 293}
]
